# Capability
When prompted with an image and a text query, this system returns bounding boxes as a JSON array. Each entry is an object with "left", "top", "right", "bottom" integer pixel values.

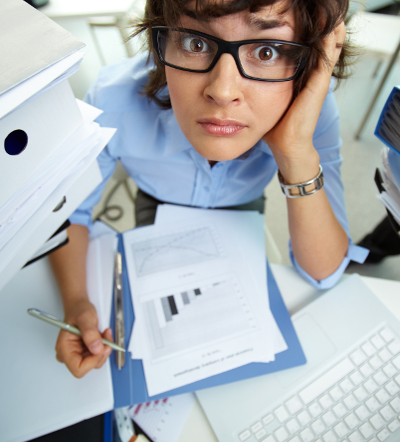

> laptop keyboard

[{"left": 238, "top": 326, "right": 400, "bottom": 442}]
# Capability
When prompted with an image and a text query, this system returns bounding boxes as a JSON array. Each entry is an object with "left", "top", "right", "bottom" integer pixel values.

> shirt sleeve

[
  {"left": 288, "top": 81, "right": 369, "bottom": 289},
  {"left": 68, "top": 82, "right": 118, "bottom": 230}
]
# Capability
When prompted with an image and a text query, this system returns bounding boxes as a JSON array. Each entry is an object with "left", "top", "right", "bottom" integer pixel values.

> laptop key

[
  {"left": 383, "top": 362, "right": 397, "bottom": 378},
  {"left": 322, "top": 431, "right": 336, "bottom": 442},
  {"left": 311, "top": 419, "right": 325, "bottom": 436},
  {"left": 285, "top": 396, "right": 302, "bottom": 415},
  {"left": 309, "top": 402, "right": 322, "bottom": 418},
  {"left": 370, "top": 412, "right": 385, "bottom": 430},
  {"left": 285, "top": 418, "right": 300, "bottom": 434},
  {"left": 371, "top": 335, "right": 386, "bottom": 350},
  {"left": 389, "top": 418, "right": 400, "bottom": 432},
  {"left": 239, "top": 429, "right": 252, "bottom": 441},
  {"left": 375, "top": 388, "right": 390, "bottom": 404},
  {"left": 274, "top": 406, "right": 289, "bottom": 423},
  {"left": 344, "top": 412, "right": 359, "bottom": 429},
  {"left": 362, "top": 341, "right": 377, "bottom": 357},
  {"left": 255, "top": 428, "right": 267, "bottom": 440},
  {"left": 348, "top": 431, "right": 364, "bottom": 442},
  {"left": 354, "top": 386, "right": 368, "bottom": 401},
  {"left": 251, "top": 422, "right": 263, "bottom": 433},
  {"left": 378, "top": 348, "right": 392, "bottom": 363},
  {"left": 262, "top": 414, "right": 275, "bottom": 426},
  {"left": 350, "top": 349, "right": 367, "bottom": 366},
  {"left": 355, "top": 404, "right": 369, "bottom": 420},
  {"left": 333, "top": 422, "right": 349, "bottom": 438},
  {"left": 390, "top": 397, "right": 400, "bottom": 412},
  {"left": 380, "top": 404, "right": 395, "bottom": 421},
  {"left": 377, "top": 428, "right": 390, "bottom": 441},
  {"left": 299, "top": 428, "right": 314, "bottom": 442},
  {"left": 359, "top": 422, "right": 374, "bottom": 438},
  {"left": 322, "top": 411, "right": 336, "bottom": 427},
  {"left": 297, "top": 410, "right": 311, "bottom": 426},
  {"left": 380, "top": 328, "right": 395, "bottom": 343},
  {"left": 299, "top": 358, "right": 354, "bottom": 404},
  {"left": 274, "top": 427, "right": 289, "bottom": 442},
  {"left": 388, "top": 340, "right": 400, "bottom": 356},
  {"left": 385, "top": 380, "right": 400, "bottom": 395}
]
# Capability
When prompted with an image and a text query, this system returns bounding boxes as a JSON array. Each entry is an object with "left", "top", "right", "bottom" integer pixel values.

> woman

[{"left": 50, "top": 0, "right": 367, "bottom": 378}]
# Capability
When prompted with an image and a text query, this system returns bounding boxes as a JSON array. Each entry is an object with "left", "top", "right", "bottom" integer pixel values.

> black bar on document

[{"left": 168, "top": 295, "right": 178, "bottom": 315}]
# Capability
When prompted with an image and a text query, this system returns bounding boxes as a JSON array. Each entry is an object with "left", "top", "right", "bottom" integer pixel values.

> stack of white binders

[{"left": 0, "top": 0, "right": 116, "bottom": 291}]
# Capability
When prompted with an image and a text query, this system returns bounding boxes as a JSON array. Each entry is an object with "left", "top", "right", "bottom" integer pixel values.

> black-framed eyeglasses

[{"left": 151, "top": 26, "right": 310, "bottom": 82}]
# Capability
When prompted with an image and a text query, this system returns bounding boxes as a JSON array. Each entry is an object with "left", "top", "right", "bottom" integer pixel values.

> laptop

[{"left": 196, "top": 274, "right": 400, "bottom": 442}]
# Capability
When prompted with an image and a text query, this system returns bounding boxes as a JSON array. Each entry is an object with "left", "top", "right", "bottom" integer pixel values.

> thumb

[{"left": 76, "top": 316, "right": 104, "bottom": 355}]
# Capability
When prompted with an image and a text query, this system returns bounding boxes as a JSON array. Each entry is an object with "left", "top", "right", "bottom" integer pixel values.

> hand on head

[
  {"left": 55, "top": 299, "right": 112, "bottom": 378},
  {"left": 262, "top": 21, "right": 346, "bottom": 180}
]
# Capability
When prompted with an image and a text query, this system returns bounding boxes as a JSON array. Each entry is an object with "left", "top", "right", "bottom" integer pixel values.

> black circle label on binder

[{"left": 4, "top": 129, "right": 28, "bottom": 155}]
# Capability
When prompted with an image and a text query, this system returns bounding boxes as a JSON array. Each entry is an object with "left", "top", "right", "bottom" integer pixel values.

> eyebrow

[{"left": 248, "top": 16, "right": 292, "bottom": 31}]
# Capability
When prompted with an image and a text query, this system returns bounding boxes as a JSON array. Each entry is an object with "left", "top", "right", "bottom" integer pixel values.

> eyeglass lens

[{"left": 156, "top": 29, "right": 305, "bottom": 81}]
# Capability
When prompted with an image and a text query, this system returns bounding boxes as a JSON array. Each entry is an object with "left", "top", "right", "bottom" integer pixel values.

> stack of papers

[
  {"left": 0, "top": 0, "right": 85, "bottom": 119},
  {"left": 375, "top": 85, "right": 400, "bottom": 227},
  {"left": 377, "top": 148, "right": 400, "bottom": 225},
  {"left": 0, "top": 0, "right": 117, "bottom": 285},
  {"left": 0, "top": 101, "right": 115, "bottom": 251},
  {"left": 122, "top": 205, "right": 287, "bottom": 397}
]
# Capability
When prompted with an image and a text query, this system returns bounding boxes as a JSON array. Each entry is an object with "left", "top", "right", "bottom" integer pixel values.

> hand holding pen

[{"left": 30, "top": 300, "right": 116, "bottom": 378}]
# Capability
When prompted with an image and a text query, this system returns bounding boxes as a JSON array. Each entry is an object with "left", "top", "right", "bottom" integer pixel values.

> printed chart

[
  {"left": 130, "top": 226, "right": 223, "bottom": 277},
  {"left": 143, "top": 275, "right": 258, "bottom": 361},
  {"left": 129, "top": 394, "right": 195, "bottom": 442}
]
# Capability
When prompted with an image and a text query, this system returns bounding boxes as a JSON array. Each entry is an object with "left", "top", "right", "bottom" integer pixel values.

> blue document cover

[{"left": 111, "top": 235, "right": 306, "bottom": 407}]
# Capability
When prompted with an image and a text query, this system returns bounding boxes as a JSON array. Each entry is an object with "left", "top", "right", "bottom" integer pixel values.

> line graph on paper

[{"left": 130, "top": 226, "right": 224, "bottom": 277}]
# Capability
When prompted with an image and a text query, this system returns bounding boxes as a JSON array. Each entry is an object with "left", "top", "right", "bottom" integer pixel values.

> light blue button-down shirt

[{"left": 70, "top": 53, "right": 368, "bottom": 289}]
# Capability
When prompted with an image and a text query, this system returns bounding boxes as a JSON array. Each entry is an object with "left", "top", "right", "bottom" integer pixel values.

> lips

[{"left": 197, "top": 118, "right": 247, "bottom": 136}]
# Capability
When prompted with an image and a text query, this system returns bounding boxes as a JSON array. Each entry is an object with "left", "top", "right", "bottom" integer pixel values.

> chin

[{"left": 190, "top": 137, "right": 255, "bottom": 162}]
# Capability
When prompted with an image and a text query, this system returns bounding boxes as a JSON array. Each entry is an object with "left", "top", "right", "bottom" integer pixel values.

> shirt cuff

[
  {"left": 289, "top": 239, "right": 369, "bottom": 289},
  {"left": 69, "top": 212, "right": 93, "bottom": 229}
]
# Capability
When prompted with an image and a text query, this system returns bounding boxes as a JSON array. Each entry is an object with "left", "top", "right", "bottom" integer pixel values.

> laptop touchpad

[{"left": 275, "top": 313, "right": 337, "bottom": 388}]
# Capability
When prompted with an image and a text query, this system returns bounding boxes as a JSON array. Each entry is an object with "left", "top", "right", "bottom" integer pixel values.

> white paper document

[
  {"left": 124, "top": 206, "right": 287, "bottom": 396},
  {"left": 129, "top": 394, "right": 195, "bottom": 442}
]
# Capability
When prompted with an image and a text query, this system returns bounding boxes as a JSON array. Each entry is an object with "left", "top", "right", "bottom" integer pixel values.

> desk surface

[
  {"left": 39, "top": 0, "right": 136, "bottom": 18},
  {"left": 2, "top": 259, "right": 400, "bottom": 442}
]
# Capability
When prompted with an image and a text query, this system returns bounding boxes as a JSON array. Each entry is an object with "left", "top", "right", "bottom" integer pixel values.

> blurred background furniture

[{"left": 349, "top": 5, "right": 400, "bottom": 139}]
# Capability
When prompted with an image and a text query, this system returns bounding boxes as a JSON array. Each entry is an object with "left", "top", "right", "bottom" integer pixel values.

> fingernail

[{"left": 89, "top": 340, "right": 102, "bottom": 353}]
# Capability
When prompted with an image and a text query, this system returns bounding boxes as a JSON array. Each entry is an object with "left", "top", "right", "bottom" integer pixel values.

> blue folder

[{"left": 110, "top": 234, "right": 306, "bottom": 407}]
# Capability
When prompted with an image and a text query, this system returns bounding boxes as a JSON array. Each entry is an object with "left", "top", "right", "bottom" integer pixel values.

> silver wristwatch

[{"left": 278, "top": 165, "right": 324, "bottom": 198}]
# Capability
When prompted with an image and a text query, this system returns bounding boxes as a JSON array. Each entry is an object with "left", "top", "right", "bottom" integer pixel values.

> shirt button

[{"left": 204, "top": 186, "right": 210, "bottom": 191}]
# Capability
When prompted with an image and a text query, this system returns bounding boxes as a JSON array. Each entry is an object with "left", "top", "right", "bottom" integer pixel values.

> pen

[
  {"left": 114, "top": 251, "right": 125, "bottom": 369},
  {"left": 27, "top": 308, "right": 125, "bottom": 352}
]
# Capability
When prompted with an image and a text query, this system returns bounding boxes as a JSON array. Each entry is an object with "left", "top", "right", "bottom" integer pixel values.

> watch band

[{"left": 278, "top": 165, "right": 324, "bottom": 198}]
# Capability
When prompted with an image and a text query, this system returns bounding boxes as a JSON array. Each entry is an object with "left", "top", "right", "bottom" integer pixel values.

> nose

[{"left": 203, "top": 54, "right": 243, "bottom": 106}]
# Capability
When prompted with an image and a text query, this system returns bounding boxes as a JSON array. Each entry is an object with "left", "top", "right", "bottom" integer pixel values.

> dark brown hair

[{"left": 132, "top": 0, "right": 353, "bottom": 109}]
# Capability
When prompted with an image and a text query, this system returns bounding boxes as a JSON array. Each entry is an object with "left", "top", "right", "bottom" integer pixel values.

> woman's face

[{"left": 165, "top": 1, "right": 296, "bottom": 161}]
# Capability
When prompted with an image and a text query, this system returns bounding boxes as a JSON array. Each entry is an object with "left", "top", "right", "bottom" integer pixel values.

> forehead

[{"left": 179, "top": 1, "right": 296, "bottom": 39}]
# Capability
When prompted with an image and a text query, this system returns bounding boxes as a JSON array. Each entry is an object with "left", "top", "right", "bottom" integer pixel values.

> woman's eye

[
  {"left": 253, "top": 45, "right": 278, "bottom": 62},
  {"left": 182, "top": 36, "right": 209, "bottom": 53}
]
